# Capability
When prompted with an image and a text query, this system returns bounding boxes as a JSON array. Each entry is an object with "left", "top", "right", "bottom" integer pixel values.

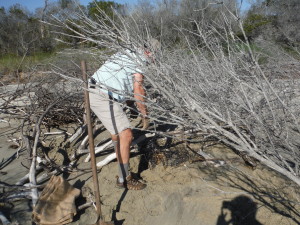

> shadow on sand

[
  {"left": 216, "top": 195, "right": 263, "bottom": 225},
  {"left": 200, "top": 165, "right": 300, "bottom": 225},
  {"left": 111, "top": 189, "right": 128, "bottom": 225}
]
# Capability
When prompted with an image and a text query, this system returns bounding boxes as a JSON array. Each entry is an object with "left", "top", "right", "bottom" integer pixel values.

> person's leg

[
  {"left": 112, "top": 128, "right": 132, "bottom": 182},
  {"left": 89, "top": 90, "right": 146, "bottom": 190},
  {"left": 112, "top": 128, "right": 146, "bottom": 190}
]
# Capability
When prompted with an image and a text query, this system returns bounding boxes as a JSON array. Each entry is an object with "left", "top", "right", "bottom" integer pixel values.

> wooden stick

[{"left": 82, "top": 60, "right": 106, "bottom": 225}]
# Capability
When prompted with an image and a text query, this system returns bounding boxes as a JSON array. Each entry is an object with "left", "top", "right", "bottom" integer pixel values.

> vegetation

[
  {"left": 243, "top": 0, "right": 300, "bottom": 44},
  {"left": 0, "top": 0, "right": 299, "bottom": 75},
  {"left": 0, "top": 52, "right": 53, "bottom": 72},
  {"left": 49, "top": 0, "right": 300, "bottom": 188},
  {"left": 0, "top": 1, "right": 300, "bottom": 223},
  {"left": 87, "top": 0, "right": 124, "bottom": 19}
]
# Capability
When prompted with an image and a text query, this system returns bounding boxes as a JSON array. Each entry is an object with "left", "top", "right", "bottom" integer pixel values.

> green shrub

[{"left": 0, "top": 52, "right": 54, "bottom": 74}]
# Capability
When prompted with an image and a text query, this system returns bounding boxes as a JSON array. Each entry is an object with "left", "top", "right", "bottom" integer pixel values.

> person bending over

[{"left": 89, "top": 39, "right": 160, "bottom": 190}]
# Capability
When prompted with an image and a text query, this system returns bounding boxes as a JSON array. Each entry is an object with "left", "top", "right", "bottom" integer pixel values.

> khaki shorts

[{"left": 89, "top": 89, "right": 131, "bottom": 135}]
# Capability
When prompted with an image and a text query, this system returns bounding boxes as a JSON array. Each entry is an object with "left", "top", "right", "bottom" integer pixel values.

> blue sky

[{"left": 0, "top": 0, "right": 251, "bottom": 13}]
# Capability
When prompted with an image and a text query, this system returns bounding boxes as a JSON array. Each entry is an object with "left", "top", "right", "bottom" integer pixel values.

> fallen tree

[{"left": 48, "top": 3, "right": 300, "bottom": 186}]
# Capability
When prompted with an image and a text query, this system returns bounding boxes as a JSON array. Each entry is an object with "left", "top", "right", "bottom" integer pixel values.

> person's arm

[{"left": 133, "top": 73, "right": 147, "bottom": 117}]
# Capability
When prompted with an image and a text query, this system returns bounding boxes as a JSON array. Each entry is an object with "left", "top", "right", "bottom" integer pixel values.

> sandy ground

[{"left": 0, "top": 118, "right": 300, "bottom": 225}]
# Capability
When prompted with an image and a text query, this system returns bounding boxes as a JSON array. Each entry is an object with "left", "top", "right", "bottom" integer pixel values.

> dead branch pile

[
  {"left": 34, "top": 86, "right": 84, "bottom": 127},
  {"left": 48, "top": 5, "right": 300, "bottom": 186}
]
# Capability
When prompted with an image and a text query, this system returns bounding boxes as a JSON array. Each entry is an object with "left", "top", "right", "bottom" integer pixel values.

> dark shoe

[{"left": 116, "top": 174, "right": 146, "bottom": 190}]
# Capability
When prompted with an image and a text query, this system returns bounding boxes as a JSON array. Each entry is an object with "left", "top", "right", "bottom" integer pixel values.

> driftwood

[
  {"left": 0, "top": 182, "right": 44, "bottom": 190},
  {"left": 67, "top": 124, "right": 87, "bottom": 144},
  {"left": 196, "top": 150, "right": 226, "bottom": 167},
  {"left": 96, "top": 153, "right": 118, "bottom": 168},
  {"left": 78, "top": 123, "right": 104, "bottom": 148},
  {"left": 96, "top": 133, "right": 155, "bottom": 167},
  {"left": 84, "top": 140, "right": 113, "bottom": 162},
  {"left": 29, "top": 99, "right": 64, "bottom": 206},
  {"left": 15, "top": 157, "right": 46, "bottom": 185},
  {"left": 1, "top": 191, "right": 32, "bottom": 203},
  {"left": 77, "top": 202, "right": 94, "bottom": 211},
  {"left": 44, "top": 131, "right": 72, "bottom": 136},
  {"left": 35, "top": 169, "right": 61, "bottom": 184}
]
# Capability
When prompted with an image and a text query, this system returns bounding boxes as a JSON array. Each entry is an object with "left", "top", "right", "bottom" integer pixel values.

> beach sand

[{"left": 0, "top": 118, "right": 299, "bottom": 225}]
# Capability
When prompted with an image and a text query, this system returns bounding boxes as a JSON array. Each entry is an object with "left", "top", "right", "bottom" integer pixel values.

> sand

[{"left": 0, "top": 118, "right": 300, "bottom": 225}]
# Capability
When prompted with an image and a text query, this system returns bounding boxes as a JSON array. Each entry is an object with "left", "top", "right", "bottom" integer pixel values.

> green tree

[
  {"left": 243, "top": 13, "right": 271, "bottom": 38},
  {"left": 59, "top": 0, "right": 73, "bottom": 9},
  {"left": 87, "top": 0, "right": 124, "bottom": 20}
]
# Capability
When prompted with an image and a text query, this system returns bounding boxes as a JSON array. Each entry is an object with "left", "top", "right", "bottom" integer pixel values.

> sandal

[{"left": 116, "top": 174, "right": 146, "bottom": 190}]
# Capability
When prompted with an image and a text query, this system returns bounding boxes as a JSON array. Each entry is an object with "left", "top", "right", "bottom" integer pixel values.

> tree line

[
  {"left": 0, "top": 0, "right": 123, "bottom": 57},
  {"left": 243, "top": 0, "right": 300, "bottom": 45},
  {"left": 0, "top": 0, "right": 299, "bottom": 58}
]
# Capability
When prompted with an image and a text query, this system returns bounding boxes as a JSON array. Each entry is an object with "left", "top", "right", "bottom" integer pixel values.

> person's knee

[{"left": 120, "top": 128, "right": 133, "bottom": 141}]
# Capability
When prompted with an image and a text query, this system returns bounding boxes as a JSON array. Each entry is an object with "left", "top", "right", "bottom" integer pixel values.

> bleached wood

[
  {"left": 84, "top": 140, "right": 113, "bottom": 162},
  {"left": 96, "top": 133, "right": 155, "bottom": 167}
]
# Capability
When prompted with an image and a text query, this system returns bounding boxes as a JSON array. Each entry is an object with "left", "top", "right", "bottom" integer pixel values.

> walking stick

[{"left": 81, "top": 60, "right": 114, "bottom": 225}]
